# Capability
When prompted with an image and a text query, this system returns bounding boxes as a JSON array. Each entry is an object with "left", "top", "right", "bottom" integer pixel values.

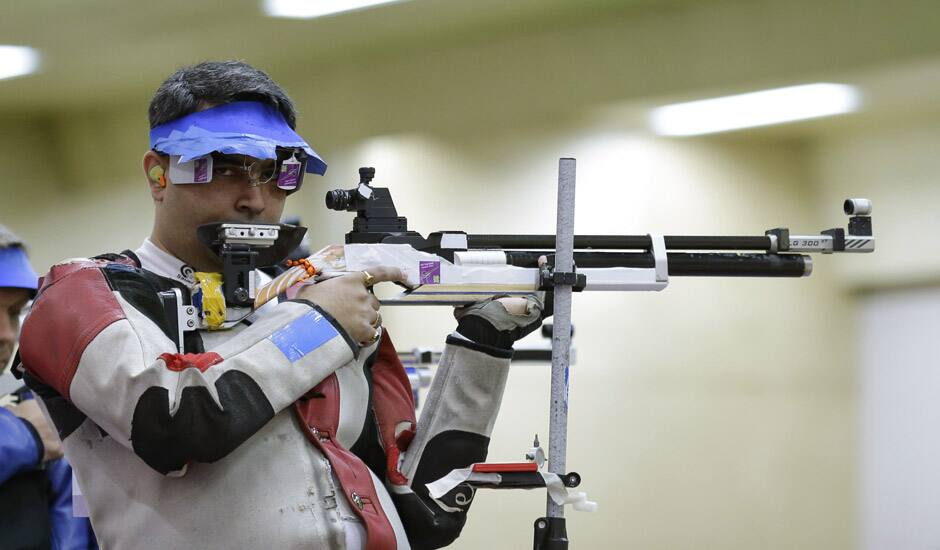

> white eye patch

[{"left": 167, "top": 155, "right": 213, "bottom": 184}]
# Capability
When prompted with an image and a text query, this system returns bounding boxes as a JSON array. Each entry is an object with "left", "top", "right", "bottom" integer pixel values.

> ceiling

[
  {"left": 0, "top": 0, "right": 687, "bottom": 112},
  {"left": 2, "top": 0, "right": 940, "bottom": 136}
]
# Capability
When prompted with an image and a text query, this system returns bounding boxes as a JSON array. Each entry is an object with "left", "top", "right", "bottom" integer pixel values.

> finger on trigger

[{"left": 369, "top": 266, "right": 407, "bottom": 284}]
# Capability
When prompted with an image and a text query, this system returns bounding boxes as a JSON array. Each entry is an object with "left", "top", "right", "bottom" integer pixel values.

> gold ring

[
  {"left": 362, "top": 271, "right": 375, "bottom": 287},
  {"left": 372, "top": 312, "right": 382, "bottom": 328},
  {"left": 360, "top": 328, "right": 381, "bottom": 348}
]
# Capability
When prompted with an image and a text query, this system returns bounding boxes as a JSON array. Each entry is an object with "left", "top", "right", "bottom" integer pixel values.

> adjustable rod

[
  {"left": 468, "top": 234, "right": 773, "bottom": 251},
  {"left": 503, "top": 251, "right": 810, "bottom": 277},
  {"left": 547, "top": 158, "right": 576, "bottom": 522}
]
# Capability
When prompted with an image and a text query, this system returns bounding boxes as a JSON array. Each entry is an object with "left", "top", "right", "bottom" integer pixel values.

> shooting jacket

[{"left": 18, "top": 241, "right": 512, "bottom": 550}]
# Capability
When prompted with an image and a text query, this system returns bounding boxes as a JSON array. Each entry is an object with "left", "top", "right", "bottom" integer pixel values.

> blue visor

[
  {"left": 0, "top": 246, "right": 38, "bottom": 293},
  {"left": 149, "top": 101, "right": 327, "bottom": 176}
]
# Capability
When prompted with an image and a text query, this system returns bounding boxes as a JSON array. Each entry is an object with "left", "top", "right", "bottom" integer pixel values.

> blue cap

[
  {"left": 149, "top": 101, "right": 327, "bottom": 176},
  {"left": 0, "top": 246, "right": 38, "bottom": 294}
]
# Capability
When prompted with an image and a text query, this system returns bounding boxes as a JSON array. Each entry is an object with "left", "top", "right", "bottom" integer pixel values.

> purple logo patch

[
  {"left": 278, "top": 162, "right": 301, "bottom": 190},
  {"left": 193, "top": 158, "right": 210, "bottom": 183},
  {"left": 419, "top": 261, "right": 441, "bottom": 284}
]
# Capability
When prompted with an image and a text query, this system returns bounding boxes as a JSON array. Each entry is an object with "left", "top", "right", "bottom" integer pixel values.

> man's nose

[{"left": 235, "top": 184, "right": 267, "bottom": 217}]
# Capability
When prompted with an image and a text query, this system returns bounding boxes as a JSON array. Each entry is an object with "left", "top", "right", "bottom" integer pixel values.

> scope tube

[{"left": 468, "top": 234, "right": 773, "bottom": 251}]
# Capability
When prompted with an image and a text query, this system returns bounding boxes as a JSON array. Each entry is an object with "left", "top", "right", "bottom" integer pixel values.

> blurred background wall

[{"left": 1, "top": 0, "right": 938, "bottom": 548}]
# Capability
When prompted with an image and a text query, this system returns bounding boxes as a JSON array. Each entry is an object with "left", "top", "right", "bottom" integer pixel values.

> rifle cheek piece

[{"left": 196, "top": 222, "right": 308, "bottom": 308}]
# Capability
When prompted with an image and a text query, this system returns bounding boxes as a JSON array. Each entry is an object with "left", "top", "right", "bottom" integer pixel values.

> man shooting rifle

[{"left": 16, "top": 61, "right": 546, "bottom": 550}]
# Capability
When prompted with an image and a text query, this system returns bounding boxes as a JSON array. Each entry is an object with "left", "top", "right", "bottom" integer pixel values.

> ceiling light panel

[
  {"left": 263, "top": 0, "right": 406, "bottom": 19},
  {"left": 0, "top": 45, "right": 40, "bottom": 81},
  {"left": 650, "top": 83, "right": 861, "bottom": 136}
]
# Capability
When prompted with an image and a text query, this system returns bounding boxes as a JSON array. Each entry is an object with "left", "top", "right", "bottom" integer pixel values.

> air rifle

[{"left": 253, "top": 166, "right": 873, "bottom": 307}]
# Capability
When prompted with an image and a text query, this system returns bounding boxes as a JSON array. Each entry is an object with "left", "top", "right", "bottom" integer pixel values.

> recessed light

[
  {"left": 263, "top": 0, "right": 406, "bottom": 19},
  {"left": 0, "top": 45, "right": 41, "bottom": 81},
  {"left": 650, "top": 83, "right": 861, "bottom": 136}
]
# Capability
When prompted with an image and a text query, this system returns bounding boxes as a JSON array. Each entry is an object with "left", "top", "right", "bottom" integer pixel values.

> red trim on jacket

[
  {"left": 295, "top": 373, "right": 397, "bottom": 550},
  {"left": 20, "top": 262, "right": 125, "bottom": 400},
  {"left": 295, "top": 373, "right": 340, "bottom": 432},
  {"left": 159, "top": 352, "right": 223, "bottom": 372},
  {"left": 293, "top": 329, "right": 417, "bottom": 548},
  {"left": 371, "top": 331, "right": 417, "bottom": 486}
]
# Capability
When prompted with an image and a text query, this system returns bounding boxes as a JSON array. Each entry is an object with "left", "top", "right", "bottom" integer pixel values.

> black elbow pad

[{"left": 391, "top": 489, "right": 467, "bottom": 550}]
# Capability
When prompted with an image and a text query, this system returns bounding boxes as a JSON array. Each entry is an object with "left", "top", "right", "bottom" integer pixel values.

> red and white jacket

[{"left": 19, "top": 241, "right": 514, "bottom": 550}]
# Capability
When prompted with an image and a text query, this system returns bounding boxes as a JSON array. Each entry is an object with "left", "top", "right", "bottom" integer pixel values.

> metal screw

[
  {"left": 234, "top": 288, "right": 249, "bottom": 302},
  {"left": 186, "top": 320, "right": 195, "bottom": 328},
  {"left": 537, "top": 520, "right": 546, "bottom": 529},
  {"left": 186, "top": 307, "right": 195, "bottom": 315}
]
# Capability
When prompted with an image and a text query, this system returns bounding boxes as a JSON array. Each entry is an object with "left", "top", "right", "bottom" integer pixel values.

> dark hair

[{"left": 148, "top": 60, "right": 297, "bottom": 129}]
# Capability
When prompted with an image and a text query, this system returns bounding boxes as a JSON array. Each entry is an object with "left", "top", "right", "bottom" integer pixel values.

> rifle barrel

[{"left": 502, "top": 251, "right": 810, "bottom": 277}]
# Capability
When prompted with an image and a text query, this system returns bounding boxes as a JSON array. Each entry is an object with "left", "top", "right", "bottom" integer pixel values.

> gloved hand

[{"left": 453, "top": 293, "right": 551, "bottom": 350}]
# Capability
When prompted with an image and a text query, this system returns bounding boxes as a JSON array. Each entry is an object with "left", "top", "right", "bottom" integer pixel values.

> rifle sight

[
  {"left": 324, "top": 167, "right": 377, "bottom": 212},
  {"left": 325, "top": 188, "right": 359, "bottom": 211}
]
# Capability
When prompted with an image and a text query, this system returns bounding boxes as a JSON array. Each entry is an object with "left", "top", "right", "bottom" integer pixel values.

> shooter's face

[
  {"left": 146, "top": 151, "right": 288, "bottom": 272},
  {"left": 0, "top": 287, "right": 30, "bottom": 368}
]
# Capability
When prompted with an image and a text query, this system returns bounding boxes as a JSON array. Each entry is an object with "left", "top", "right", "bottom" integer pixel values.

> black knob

[
  {"left": 565, "top": 472, "right": 581, "bottom": 487},
  {"left": 233, "top": 287, "right": 250, "bottom": 303},
  {"left": 359, "top": 167, "right": 375, "bottom": 184}
]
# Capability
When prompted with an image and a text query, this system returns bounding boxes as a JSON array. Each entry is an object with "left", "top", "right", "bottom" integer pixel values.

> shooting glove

[{"left": 454, "top": 294, "right": 548, "bottom": 351}]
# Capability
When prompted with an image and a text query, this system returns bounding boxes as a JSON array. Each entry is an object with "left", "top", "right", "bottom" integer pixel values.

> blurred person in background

[
  {"left": 0, "top": 225, "right": 98, "bottom": 550},
  {"left": 15, "top": 61, "right": 545, "bottom": 549}
]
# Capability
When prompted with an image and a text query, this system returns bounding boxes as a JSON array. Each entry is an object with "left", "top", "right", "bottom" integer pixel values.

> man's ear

[{"left": 143, "top": 151, "right": 169, "bottom": 201}]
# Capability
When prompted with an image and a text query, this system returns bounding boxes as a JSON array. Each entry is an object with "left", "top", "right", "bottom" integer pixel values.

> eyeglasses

[
  {"left": 207, "top": 148, "right": 307, "bottom": 188},
  {"left": 210, "top": 153, "right": 279, "bottom": 187}
]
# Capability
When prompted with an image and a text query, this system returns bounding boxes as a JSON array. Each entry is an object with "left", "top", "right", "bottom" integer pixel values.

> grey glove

[{"left": 454, "top": 294, "right": 547, "bottom": 351}]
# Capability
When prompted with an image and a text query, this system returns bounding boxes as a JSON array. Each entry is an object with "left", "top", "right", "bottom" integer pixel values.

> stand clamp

[{"left": 538, "top": 266, "right": 587, "bottom": 292}]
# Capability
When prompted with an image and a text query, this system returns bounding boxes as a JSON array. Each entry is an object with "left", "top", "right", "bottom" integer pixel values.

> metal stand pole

[{"left": 534, "top": 158, "right": 576, "bottom": 549}]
